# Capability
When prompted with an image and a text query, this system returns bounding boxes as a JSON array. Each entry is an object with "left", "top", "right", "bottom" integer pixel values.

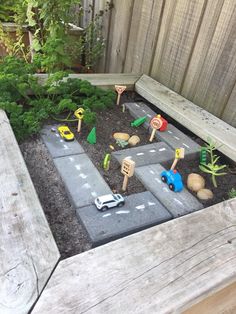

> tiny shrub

[{"left": 0, "top": 57, "right": 116, "bottom": 141}]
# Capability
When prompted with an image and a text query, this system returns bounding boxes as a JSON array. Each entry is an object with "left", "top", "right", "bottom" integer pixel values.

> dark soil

[
  {"left": 19, "top": 91, "right": 236, "bottom": 259},
  {"left": 20, "top": 137, "right": 92, "bottom": 259}
]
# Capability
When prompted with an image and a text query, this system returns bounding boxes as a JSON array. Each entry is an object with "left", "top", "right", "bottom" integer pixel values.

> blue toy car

[{"left": 161, "top": 169, "right": 183, "bottom": 192}]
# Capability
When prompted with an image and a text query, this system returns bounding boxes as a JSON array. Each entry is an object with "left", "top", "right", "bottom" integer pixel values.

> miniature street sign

[
  {"left": 87, "top": 127, "right": 96, "bottom": 144},
  {"left": 74, "top": 108, "right": 85, "bottom": 132},
  {"left": 171, "top": 148, "right": 185, "bottom": 170},
  {"left": 131, "top": 116, "right": 147, "bottom": 127},
  {"left": 149, "top": 114, "right": 163, "bottom": 142},
  {"left": 115, "top": 85, "right": 127, "bottom": 105},
  {"left": 121, "top": 158, "right": 135, "bottom": 191}
]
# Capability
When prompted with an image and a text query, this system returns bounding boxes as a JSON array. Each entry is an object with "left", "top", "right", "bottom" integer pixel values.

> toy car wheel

[
  {"left": 101, "top": 206, "right": 108, "bottom": 212},
  {"left": 118, "top": 202, "right": 124, "bottom": 207},
  {"left": 161, "top": 175, "right": 167, "bottom": 183},
  {"left": 169, "top": 183, "right": 175, "bottom": 191}
]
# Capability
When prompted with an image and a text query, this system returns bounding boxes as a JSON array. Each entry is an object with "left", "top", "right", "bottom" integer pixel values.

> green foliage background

[{"left": 0, "top": 57, "right": 116, "bottom": 141}]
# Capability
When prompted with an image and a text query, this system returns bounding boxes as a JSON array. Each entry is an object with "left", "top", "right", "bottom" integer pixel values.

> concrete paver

[
  {"left": 41, "top": 125, "right": 84, "bottom": 158},
  {"left": 125, "top": 102, "right": 200, "bottom": 158},
  {"left": 112, "top": 142, "right": 174, "bottom": 167},
  {"left": 76, "top": 191, "right": 172, "bottom": 246},
  {"left": 54, "top": 154, "right": 112, "bottom": 208},
  {"left": 135, "top": 164, "right": 203, "bottom": 218}
]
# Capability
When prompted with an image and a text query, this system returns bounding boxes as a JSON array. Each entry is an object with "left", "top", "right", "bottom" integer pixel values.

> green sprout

[
  {"left": 199, "top": 139, "right": 227, "bottom": 188},
  {"left": 228, "top": 188, "right": 236, "bottom": 199}
]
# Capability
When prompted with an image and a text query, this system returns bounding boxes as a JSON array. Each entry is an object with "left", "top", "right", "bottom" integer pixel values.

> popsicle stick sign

[
  {"left": 149, "top": 114, "right": 163, "bottom": 142},
  {"left": 171, "top": 148, "right": 185, "bottom": 170},
  {"left": 121, "top": 158, "right": 135, "bottom": 191},
  {"left": 115, "top": 85, "right": 127, "bottom": 105},
  {"left": 74, "top": 108, "right": 84, "bottom": 132}
]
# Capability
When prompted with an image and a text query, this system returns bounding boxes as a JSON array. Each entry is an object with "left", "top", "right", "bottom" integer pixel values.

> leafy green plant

[
  {"left": 0, "top": 56, "right": 116, "bottom": 141},
  {"left": 199, "top": 139, "right": 227, "bottom": 188},
  {"left": 228, "top": 188, "right": 236, "bottom": 199}
]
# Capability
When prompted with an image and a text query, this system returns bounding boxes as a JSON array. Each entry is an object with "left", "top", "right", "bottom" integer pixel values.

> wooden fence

[{"left": 81, "top": 0, "right": 236, "bottom": 127}]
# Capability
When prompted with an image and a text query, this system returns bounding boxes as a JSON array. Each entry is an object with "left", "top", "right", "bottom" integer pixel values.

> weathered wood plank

[
  {"left": 124, "top": 0, "right": 164, "bottom": 75},
  {"left": 222, "top": 82, "right": 236, "bottom": 127},
  {"left": 182, "top": 0, "right": 236, "bottom": 119},
  {"left": 0, "top": 110, "right": 60, "bottom": 314},
  {"left": 135, "top": 75, "right": 236, "bottom": 162},
  {"left": 31, "top": 198, "right": 236, "bottom": 313},
  {"left": 105, "top": 0, "right": 134, "bottom": 73},
  {"left": 35, "top": 73, "right": 140, "bottom": 90},
  {"left": 184, "top": 281, "right": 236, "bottom": 314},
  {"left": 151, "top": 0, "right": 206, "bottom": 92}
]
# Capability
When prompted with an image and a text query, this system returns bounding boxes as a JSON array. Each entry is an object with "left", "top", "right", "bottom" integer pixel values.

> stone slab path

[
  {"left": 54, "top": 154, "right": 112, "bottom": 208},
  {"left": 76, "top": 191, "right": 172, "bottom": 246},
  {"left": 135, "top": 164, "right": 203, "bottom": 218},
  {"left": 125, "top": 102, "right": 200, "bottom": 158},
  {"left": 112, "top": 142, "right": 174, "bottom": 167}
]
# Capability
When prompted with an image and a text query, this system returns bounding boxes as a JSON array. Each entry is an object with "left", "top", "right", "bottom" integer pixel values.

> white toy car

[{"left": 94, "top": 194, "right": 125, "bottom": 212}]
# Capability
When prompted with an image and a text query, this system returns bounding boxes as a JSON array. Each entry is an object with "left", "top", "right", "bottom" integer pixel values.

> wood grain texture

[
  {"left": 222, "top": 82, "right": 236, "bottom": 127},
  {"left": 151, "top": 0, "right": 206, "bottom": 92},
  {"left": 182, "top": 0, "right": 236, "bottom": 118},
  {"left": 184, "top": 281, "right": 236, "bottom": 314},
  {"left": 0, "top": 111, "right": 60, "bottom": 314},
  {"left": 105, "top": 0, "right": 134, "bottom": 73},
  {"left": 35, "top": 73, "right": 140, "bottom": 90},
  {"left": 135, "top": 75, "right": 236, "bottom": 162},
  {"left": 124, "top": 0, "right": 164, "bottom": 75},
  {"left": 32, "top": 198, "right": 236, "bottom": 314}
]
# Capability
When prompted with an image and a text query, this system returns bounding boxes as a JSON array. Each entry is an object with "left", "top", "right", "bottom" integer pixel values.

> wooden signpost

[
  {"left": 115, "top": 85, "right": 127, "bottom": 105},
  {"left": 121, "top": 158, "right": 135, "bottom": 191},
  {"left": 74, "top": 108, "right": 84, "bottom": 132},
  {"left": 171, "top": 148, "right": 185, "bottom": 170},
  {"left": 149, "top": 114, "right": 163, "bottom": 142}
]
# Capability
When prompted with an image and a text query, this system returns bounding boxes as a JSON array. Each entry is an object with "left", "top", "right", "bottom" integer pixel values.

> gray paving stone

[
  {"left": 125, "top": 102, "right": 200, "bottom": 159},
  {"left": 54, "top": 154, "right": 112, "bottom": 208},
  {"left": 112, "top": 142, "right": 174, "bottom": 167},
  {"left": 135, "top": 164, "right": 203, "bottom": 218},
  {"left": 76, "top": 191, "right": 172, "bottom": 246},
  {"left": 125, "top": 102, "right": 155, "bottom": 128},
  {"left": 41, "top": 125, "right": 84, "bottom": 158}
]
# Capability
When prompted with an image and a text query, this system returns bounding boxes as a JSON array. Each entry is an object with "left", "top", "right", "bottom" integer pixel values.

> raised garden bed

[{"left": 25, "top": 91, "right": 236, "bottom": 249}]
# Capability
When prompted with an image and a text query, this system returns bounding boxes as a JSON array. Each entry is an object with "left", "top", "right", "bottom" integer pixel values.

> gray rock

[{"left": 76, "top": 191, "right": 172, "bottom": 246}]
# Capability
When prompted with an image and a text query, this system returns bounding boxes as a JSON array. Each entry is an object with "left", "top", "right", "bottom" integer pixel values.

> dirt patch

[{"left": 20, "top": 137, "right": 92, "bottom": 259}]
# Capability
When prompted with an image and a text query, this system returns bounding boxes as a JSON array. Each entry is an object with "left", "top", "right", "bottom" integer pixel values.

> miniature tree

[
  {"left": 199, "top": 139, "right": 227, "bottom": 188},
  {"left": 87, "top": 127, "right": 96, "bottom": 144}
]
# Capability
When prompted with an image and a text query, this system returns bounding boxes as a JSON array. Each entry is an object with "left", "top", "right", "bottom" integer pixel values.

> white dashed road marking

[
  {"left": 91, "top": 191, "right": 97, "bottom": 197},
  {"left": 183, "top": 143, "right": 190, "bottom": 148},
  {"left": 148, "top": 201, "right": 156, "bottom": 206},
  {"left": 75, "top": 165, "right": 81, "bottom": 170},
  {"left": 55, "top": 134, "right": 59, "bottom": 137},
  {"left": 168, "top": 130, "right": 173, "bottom": 134},
  {"left": 136, "top": 204, "right": 145, "bottom": 210},
  {"left": 69, "top": 157, "right": 74, "bottom": 162},
  {"left": 63, "top": 145, "right": 69, "bottom": 150},
  {"left": 149, "top": 149, "right": 156, "bottom": 153},
  {"left": 116, "top": 210, "right": 130, "bottom": 214},
  {"left": 137, "top": 152, "right": 144, "bottom": 156},
  {"left": 150, "top": 170, "right": 155, "bottom": 174},
  {"left": 103, "top": 213, "right": 111, "bottom": 218},
  {"left": 159, "top": 148, "right": 166, "bottom": 152},
  {"left": 174, "top": 136, "right": 180, "bottom": 140},
  {"left": 155, "top": 178, "right": 161, "bottom": 183},
  {"left": 174, "top": 198, "right": 183, "bottom": 206},
  {"left": 163, "top": 187, "right": 169, "bottom": 193},
  {"left": 83, "top": 183, "right": 91, "bottom": 189},
  {"left": 79, "top": 173, "right": 87, "bottom": 179}
]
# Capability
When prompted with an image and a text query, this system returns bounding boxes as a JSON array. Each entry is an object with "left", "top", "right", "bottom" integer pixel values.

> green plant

[
  {"left": 199, "top": 139, "right": 227, "bottom": 188},
  {"left": 0, "top": 56, "right": 116, "bottom": 141},
  {"left": 228, "top": 188, "right": 236, "bottom": 199}
]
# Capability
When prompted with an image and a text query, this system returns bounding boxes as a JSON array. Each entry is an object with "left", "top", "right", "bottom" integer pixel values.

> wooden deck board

[
  {"left": 135, "top": 74, "right": 236, "bottom": 162},
  {"left": 35, "top": 73, "right": 140, "bottom": 90},
  {"left": 32, "top": 199, "right": 236, "bottom": 314},
  {"left": 0, "top": 110, "right": 60, "bottom": 314}
]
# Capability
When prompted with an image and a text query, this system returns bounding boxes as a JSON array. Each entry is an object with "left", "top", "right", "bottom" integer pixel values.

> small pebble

[{"left": 197, "top": 189, "right": 214, "bottom": 200}]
